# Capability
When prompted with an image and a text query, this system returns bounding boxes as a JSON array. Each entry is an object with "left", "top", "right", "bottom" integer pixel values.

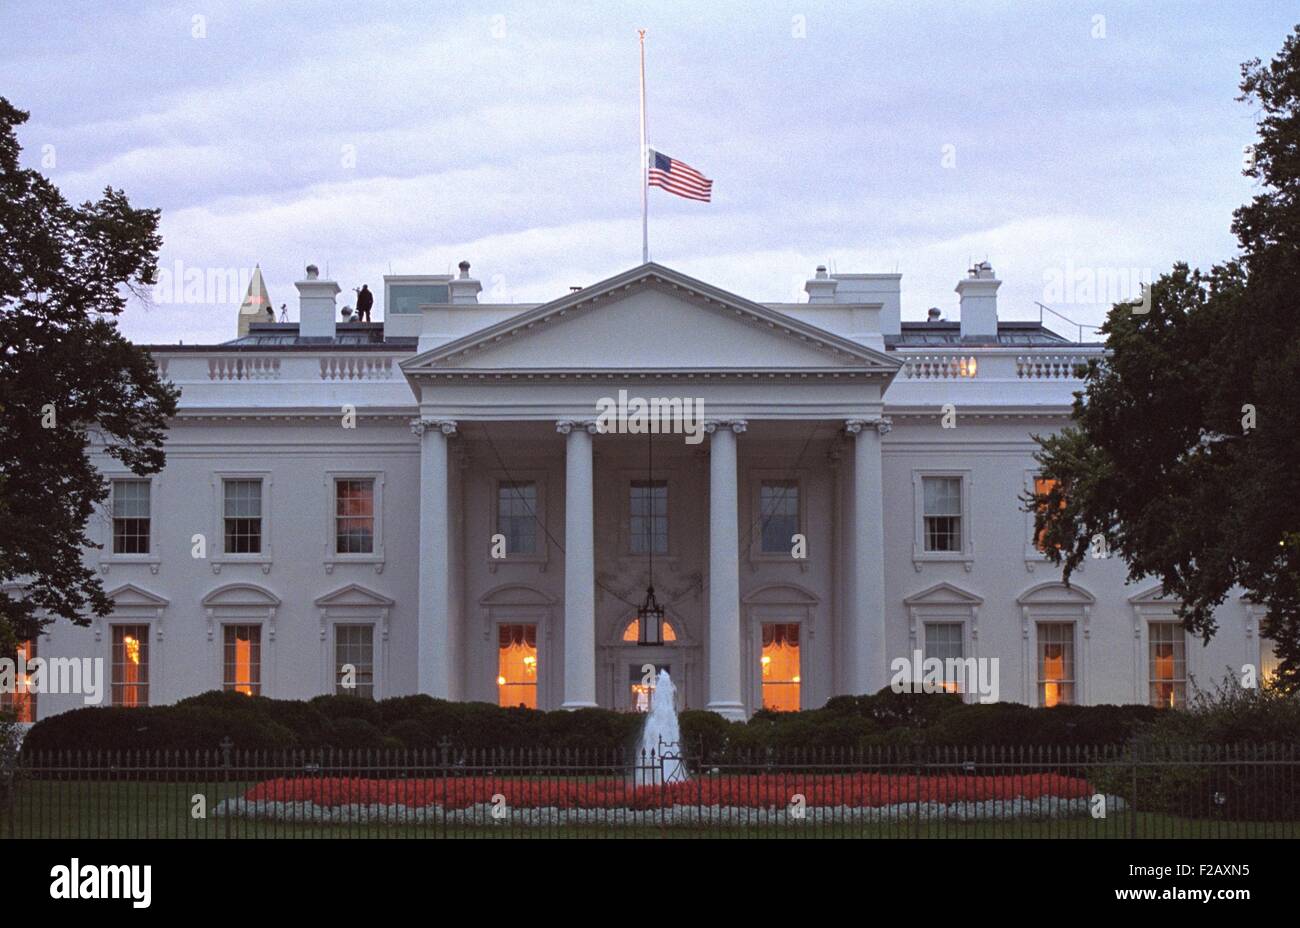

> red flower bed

[{"left": 245, "top": 772, "right": 1092, "bottom": 810}]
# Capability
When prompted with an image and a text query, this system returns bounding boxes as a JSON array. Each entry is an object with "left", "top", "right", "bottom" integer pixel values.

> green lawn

[{"left": 3, "top": 780, "right": 1297, "bottom": 839}]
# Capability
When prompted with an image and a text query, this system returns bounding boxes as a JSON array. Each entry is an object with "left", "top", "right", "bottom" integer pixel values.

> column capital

[
  {"left": 410, "top": 416, "right": 457, "bottom": 437},
  {"left": 556, "top": 418, "right": 599, "bottom": 435},
  {"left": 845, "top": 416, "right": 891, "bottom": 436},
  {"left": 703, "top": 419, "right": 748, "bottom": 435}
]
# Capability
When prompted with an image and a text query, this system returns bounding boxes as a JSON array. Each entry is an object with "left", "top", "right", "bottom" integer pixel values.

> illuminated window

[
  {"left": 759, "top": 481, "right": 800, "bottom": 554},
  {"left": 335, "top": 479, "right": 375, "bottom": 554},
  {"left": 629, "top": 663, "right": 670, "bottom": 713},
  {"left": 223, "top": 479, "right": 263, "bottom": 554},
  {"left": 922, "top": 477, "right": 963, "bottom": 552},
  {"left": 334, "top": 624, "right": 374, "bottom": 699},
  {"left": 111, "top": 625, "right": 149, "bottom": 707},
  {"left": 761, "top": 623, "right": 801, "bottom": 711},
  {"left": 0, "top": 639, "right": 36, "bottom": 722},
  {"left": 223, "top": 625, "right": 261, "bottom": 696},
  {"left": 497, "top": 481, "right": 537, "bottom": 555},
  {"left": 111, "top": 480, "right": 151, "bottom": 554},
  {"left": 629, "top": 481, "right": 668, "bottom": 554},
  {"left": 497, "top": 624, "right": 538, "bottom": 708},
  {"left": 923, "top": 622, "right": 964, "bottom": 692},
  {"left": 1149, "top": 622, "right": 1186, "bottom": 708},
  {"left": 1260, "top": 637, "right": 1281, "bottom": 687},
  {"left": 1033, "top": 477, "right": 1065, "bottom": 552},
  {"left": 1037, "top": 622, "right": 1075, "bottom": 706},
  {"left": 622, "top": 618, "right": 677, "bottom": 642}
]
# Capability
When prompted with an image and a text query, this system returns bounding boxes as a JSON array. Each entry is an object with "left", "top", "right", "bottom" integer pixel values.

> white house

[{"left": 5, "top": 259, "right": 1276, "bottom": 722}]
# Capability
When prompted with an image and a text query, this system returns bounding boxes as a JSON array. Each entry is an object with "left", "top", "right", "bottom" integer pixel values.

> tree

[
  {"left": 0, "top": 98, "right": 179, "bottom": 653},
  {"left": 1028, "top": 28, "right": 1300, "bottom": 693}
]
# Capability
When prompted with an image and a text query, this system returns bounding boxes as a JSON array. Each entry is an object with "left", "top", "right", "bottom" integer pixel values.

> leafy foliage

[
  {"left": 0, "top": 98, "right": 178, "bottom": 649},
  {"left": 1028, "top": 29, "right": 1300, "bottom": 691}
]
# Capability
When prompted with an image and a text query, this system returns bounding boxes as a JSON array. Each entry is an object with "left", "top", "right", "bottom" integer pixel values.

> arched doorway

[{"left": 601, "top": 613, "right": 699, "bottom": 712}]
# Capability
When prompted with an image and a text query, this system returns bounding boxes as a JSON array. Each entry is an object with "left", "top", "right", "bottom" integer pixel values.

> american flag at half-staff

[{"left": 647, "top": 149, "right": 713, "bottom": 202}]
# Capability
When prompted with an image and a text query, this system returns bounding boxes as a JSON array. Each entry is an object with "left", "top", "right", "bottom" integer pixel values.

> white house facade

[{"left": 8, "top": 260, "right": 1275, "bottom": 723}]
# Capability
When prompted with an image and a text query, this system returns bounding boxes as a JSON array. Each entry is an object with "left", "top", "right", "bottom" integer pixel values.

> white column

[
  {"left": 558, "top": 419, "right": 598, "bottom": 709},
  {"left": 413, "top": 416, "right": 456, "bottom": 697},
  {"left": 706, "top": 419, "right": 747, "bottom": 720},
  {"left": 846, "top": 417, "right": 889, "bottom": 694}
]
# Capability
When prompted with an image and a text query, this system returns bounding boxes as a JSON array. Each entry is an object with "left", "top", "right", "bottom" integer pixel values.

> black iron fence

[{"left": 3, "top": 742, "right": 1297, "bottom": 838}]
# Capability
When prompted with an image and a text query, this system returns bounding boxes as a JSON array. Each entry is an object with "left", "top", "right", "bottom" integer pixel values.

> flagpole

[{"left": 638, "top": 28, "right": 649, "bottom": 264}]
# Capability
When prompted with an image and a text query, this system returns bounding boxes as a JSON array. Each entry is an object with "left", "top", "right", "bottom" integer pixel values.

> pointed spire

[{"left": 237, "top": 264, "right": 274, "bottom": 337}]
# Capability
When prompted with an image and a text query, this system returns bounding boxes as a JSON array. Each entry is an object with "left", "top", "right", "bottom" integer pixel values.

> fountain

[{"left": 634, "top": 670, "right": 687, "bottom": 785}]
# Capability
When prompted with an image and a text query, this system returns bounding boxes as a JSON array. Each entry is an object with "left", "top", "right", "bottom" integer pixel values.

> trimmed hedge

[{"left": 21, "top": 687, "right": 1174, "bottom": 758}]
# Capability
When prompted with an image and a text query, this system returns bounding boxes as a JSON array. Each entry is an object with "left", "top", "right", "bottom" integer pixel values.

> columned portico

[
  {"left": 846, "top": 417, "right": 890, "bottom": 694},
  {"left": 558, "top": 419, "right": 599, "bottom": 708},
  {"left": 705, "top": 419, "right": 747, "bottom": 720},
  {"left": 412, "top": 416, "right": 457, "bottom": 697}
]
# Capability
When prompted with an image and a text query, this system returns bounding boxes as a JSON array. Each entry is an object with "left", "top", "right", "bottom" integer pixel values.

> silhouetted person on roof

[{"left": 355, "top": 284, "right": 373, "bottom": 323}]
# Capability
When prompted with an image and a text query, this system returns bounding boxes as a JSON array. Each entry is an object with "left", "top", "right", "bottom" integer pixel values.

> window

[
  {"left": 223, "top": 625, "right": 262, "bottom": 696},
  {"left": 760, "top": 623, "right": 801, "bottom": 711},
  {"left": 335, "top": 479, "right": 375, "bottom": 554},
  {"left": 1037, "top": 622, "right": 1075, "bottom": 707},
  {"left": 923, "top": 622, "right": 964, "bottom": 692},
  {"left": 1032, "top": 476, "right": 1065, "bottom": 552},
  {"left": 759, "top": 481, "right": 800, "bottom": 554},
  {"left": 0, "top": 638, "right": 36, "bottom": 722},
  {"left": 629, "top": 481, "right": 668, "bottom": 554},
  {"left": 922, "top": 477, "right": 963, "bottom": 553},
  {"left": 111, "top": 480, "right": 151, "bottom": 554},
  {"left": 334, "top": 625, "right": 375, "bottom": 699},
  {"left": 497, "top": 624, "right": 538, "bottom": 709},
  {"left": 629, "top": 663, "right": 671, "bottom": 713},
  {"left": 1149, "top": 622, "right": 1186, "bottom": 708},
  {"left": 223, "top": 479, "right": 263, "bottom": 554},
  {"left": 497, "top": 481, "right": 538, "bottom": 556},
  {"left": 622, "top": 618, "right": 677, "bottom": 642},
  {"left": 1260, "top": 637, "right": 1281, "bottom": 687},
  {"left": 111, "top": 625, "right": 149, "bottom": 707},
  {"left": 387, "top": 283, "right": 449, "bottom": 314}
]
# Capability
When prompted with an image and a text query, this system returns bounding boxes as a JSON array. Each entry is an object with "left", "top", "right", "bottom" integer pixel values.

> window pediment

[{"left": 315, "top": 583, "right": 395, "bottom": 609}]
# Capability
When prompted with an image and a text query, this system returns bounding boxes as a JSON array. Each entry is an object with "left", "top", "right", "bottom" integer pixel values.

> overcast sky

[{"left": 1, "top": 1, "right": 1291, "bottom": 345}]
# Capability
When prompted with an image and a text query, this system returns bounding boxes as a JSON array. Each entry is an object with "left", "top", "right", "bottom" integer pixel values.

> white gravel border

[{"left": 213, "top": 794, "right": 1127, "bottom": 826}]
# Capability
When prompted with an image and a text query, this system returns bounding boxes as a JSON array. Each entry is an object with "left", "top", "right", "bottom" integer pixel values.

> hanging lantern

[{"left": 637, "top": 585, "right": 665, "bottom": 646}]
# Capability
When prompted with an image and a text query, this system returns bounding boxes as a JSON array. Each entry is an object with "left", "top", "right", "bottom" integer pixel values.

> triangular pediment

[
  {"left": 315, "top": 583, "right": 395, "bottom": 608},
  {"left": 402, "top": 263, "right": 899, "bottom": 376},
  {"left": 106, "top": 583, "right": 170, "bottom": 608},
  {"left": 1128, "top": 584, "right": 1178, "bottom": 605},
  {"left": 904, "top": 582, "right": 983, "bottom": 607}
]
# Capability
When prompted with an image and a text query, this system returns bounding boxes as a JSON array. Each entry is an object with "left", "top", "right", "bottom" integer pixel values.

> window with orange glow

[
  {"left": 223, "top": 625, "right": 261, "bottom": 696},
  {"left": 497, "top": 624, "right": 538, "bottom": 708},
  {"left": 629, "top": 663, "right": 670, "bottom": 713},
  {"left": 1033, "top": 477, "right": 1065, "bottom": 552},
  {"left": 1261, "top": 637, "right": 1281, "bottom": 686},
  {"left": 1037, "top": 622, "right": 1075, "bottom": 706},
  {"left": 0, "top": 639, "right": 36, "bottom": 722},
  {"left": 1149, "top": 622, "right": 1186, "bottom": 708},
  {"left": 923, "top": 622, "right": 964, "bottom": 693},
  {"left": 621, "top": 619, "right": 677, "bottom": 642},
  {"left": 761, "top": 623, "right": 801, "bottom": 711},
  {"left": 111, "top": 625, "right": 149, "bottom": 708}
]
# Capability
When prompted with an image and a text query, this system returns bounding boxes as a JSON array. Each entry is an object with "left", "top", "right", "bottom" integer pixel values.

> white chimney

[
  {"left": 296, "top": 264, "right": 341, "bottom": 339},
  {"left": 957, "top": 261, "right": 1000, "bottom": 340},
  {"left": 449, "top": 260, "right": 482, "bottom": 304},
  {"left": 803, "top": 265, "right": 837, "bottom": 304}
]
